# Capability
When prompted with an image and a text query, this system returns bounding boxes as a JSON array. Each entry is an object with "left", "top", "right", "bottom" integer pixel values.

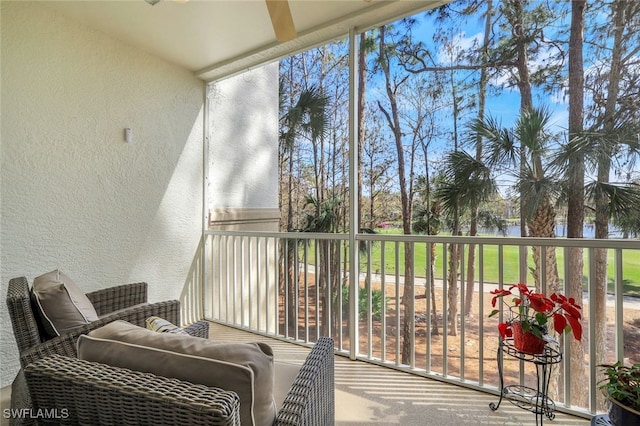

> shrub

[{"left": 340, "top": 284, "right": 387, "bottom": 321}]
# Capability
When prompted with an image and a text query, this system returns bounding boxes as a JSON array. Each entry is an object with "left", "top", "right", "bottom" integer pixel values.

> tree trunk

[
  {"left": 508, "top": 0, "right": 532, "bottom": 238},
  {"left": 464, "top": 0, "right": 493, "bottom": 318},
  {"left": 378, "top": 25, "right": 414, "bottom": 365},
  {"left": 594, "top": 2, "right": 627, "bottom": 396},
  {"left": 567, "top": 0, "right": 587, "bottom": 407},
  {"left": 527, "top": 197, "right": 560, "bottom": 293}
]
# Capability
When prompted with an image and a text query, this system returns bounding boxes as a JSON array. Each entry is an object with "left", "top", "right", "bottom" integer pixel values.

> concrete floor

[
  {"left": 208, "top": 323, "right": 590, "bottom": 426},
  {"left": 1, "top": 322, "right": 593, "bottom": 425}
]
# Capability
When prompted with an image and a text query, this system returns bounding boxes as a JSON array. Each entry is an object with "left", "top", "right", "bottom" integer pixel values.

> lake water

[{"left": 482, "top": 224, "right": 625, "bottom": 238}]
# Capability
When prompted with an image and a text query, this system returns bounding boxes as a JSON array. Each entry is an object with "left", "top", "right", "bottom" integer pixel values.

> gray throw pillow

[{"left": 31, "top": 269, "right": 98, "bottom": 338}]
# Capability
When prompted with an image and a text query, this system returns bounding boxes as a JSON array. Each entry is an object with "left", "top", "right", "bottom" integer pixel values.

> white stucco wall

[
  {"left": 207, "top": 64, "right": 279, "bottom": 211},
  {"left": 0, "top": 2, "right": 205, "bottom": 386}
]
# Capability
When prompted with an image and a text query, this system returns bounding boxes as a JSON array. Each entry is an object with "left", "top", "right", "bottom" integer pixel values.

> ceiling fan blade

[{"left": 265, "top": 0, "right": 296, "bottom": 42}]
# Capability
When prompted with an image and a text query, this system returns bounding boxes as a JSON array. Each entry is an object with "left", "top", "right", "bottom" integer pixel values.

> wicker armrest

[
  {"left": 86, "top": 282, "right": 148, "bottom": 316},
  {"left": 19, "top": 300, "right": 180, "bottom": 367},
  {"left": 24, "top": 355, "right": 241, "bottom": 426},
  {"left": 275, "top": 337, "right": 335, "bottom": 426},
  {"left": 183, "top": 320, "right": 210, "bottom": 339}
]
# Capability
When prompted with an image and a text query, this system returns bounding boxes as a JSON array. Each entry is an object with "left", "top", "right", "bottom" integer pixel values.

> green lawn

[
  {"left": 294, "top": 230, "right": 639, "bottom": 296},
  {"left": 360, "top": 232, "right": 640, "bottom": 296}
]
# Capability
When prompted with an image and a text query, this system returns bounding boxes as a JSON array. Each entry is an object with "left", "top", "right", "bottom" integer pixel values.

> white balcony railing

[{"left": 182, "top": 230, "right": 639, "bottom": 419}]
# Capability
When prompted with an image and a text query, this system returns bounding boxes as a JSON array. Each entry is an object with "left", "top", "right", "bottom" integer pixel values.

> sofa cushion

[
  {"left": 31, "top": 269, "right": 99, "bottom": 338},
  {"left": 145, "top": 316, "right": 188, "bottom": 335},
  {"left": 273, "top": 361, "right": 301, "bottom": 409},
  {"left": 77, "top": 320, "right": 275, "bottom": 426}
]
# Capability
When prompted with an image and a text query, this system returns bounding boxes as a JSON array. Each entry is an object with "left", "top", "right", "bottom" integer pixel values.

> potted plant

[
  {"left": 489, "top": 283, "right": 583, "bottom": 354},
  {"left": 599, "top": 362, "right": 640, "bottom": 426}
]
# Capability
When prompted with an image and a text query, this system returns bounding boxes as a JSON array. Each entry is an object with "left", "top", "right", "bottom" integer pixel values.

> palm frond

[
  {"left": 517, "top": 165, "right": 561, "bottom": 220},
  {"left": 516, "top": 106, "right": 554, "bottom": 154},
  {"left": 440, "top": 150, "right": 498, "bottom": 210},
  {"left": 477, "top": 210, "right": 509, "bottom": 236},
  {"left": 468, "top": 115, "right": 519, "bottom": 169},
  {"left": 585, "top": 181, "right": 640, "bottom": 221}
]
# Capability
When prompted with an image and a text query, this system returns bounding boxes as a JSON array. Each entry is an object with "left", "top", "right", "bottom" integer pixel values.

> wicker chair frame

[
  {"left": 24, "top": 337, "right": 335, "bottom": 425},
  {"left": 6, "top": 276, "right": 209, "bottom": 425}
]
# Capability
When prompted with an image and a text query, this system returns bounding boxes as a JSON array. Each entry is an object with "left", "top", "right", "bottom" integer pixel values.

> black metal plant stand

[{"left": 490, "top": 338, "right": 562, "bottom": 425}]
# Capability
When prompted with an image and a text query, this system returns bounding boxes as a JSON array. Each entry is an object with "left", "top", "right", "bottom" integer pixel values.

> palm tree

[
  {"left": 302, "top": 195, "right": 343, "bottom": 338},
  {"left": 278, "top": 85, "right": 330, "bottom": 336},
  {"left": 468, "top": 106, "right": 561, "bottom": 292},
  {"left": 436, "top": 149, "right": 499, "bottom": 335},
  {"left": 279, "top": 85, "right": 330, "bottom": 227}
]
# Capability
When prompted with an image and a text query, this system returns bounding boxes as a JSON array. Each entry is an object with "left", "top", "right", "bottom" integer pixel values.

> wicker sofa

[{"left": 7, "top": 276, "right": 335, "bottom": 425}]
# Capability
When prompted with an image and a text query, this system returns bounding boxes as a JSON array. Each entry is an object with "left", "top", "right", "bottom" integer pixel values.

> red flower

[
  {"left": 488, "top": 283, "right": 583, "bottom": 342},
  {"left": 498, "top": 322, "right": 513, "bottom": 340},
  {"left": 490, "top": 289, "right": 512, "bottom": 307}
]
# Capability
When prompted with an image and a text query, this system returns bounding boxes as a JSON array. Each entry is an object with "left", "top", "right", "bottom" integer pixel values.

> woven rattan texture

[
  {"left": 7, "top": 277, "right": 44, "bottom": 354},
  {"left": 19, "top": 300, "right": 180, "bottom": 367},
  {"left": 25, "top": 354, "right": 241, "bottom": 425},
  {"left": 7, "top": 275, "right": 183, "bottom": 425},
  {"left": 274, "top": 337, "right": 335, "bottom": 426},
  {"left": 183, "top": 320, "right": 210, "bottom": 338},
  {"left": 7, "top": 276, "right": 182, "bottom": 367},
  {"left": 21, "top": 335, "right": 335, "bottom": 426},
  {"left": 86, "top": 282, "right": 148, "bottom": 316}
]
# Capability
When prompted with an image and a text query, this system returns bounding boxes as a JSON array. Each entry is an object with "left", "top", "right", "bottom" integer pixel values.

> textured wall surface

[
  {"left": 0, "top": 2, "right": 205, "bottom": 386},
  {"left": 207, "top": 64, "right": 279, "bottom": 210}
]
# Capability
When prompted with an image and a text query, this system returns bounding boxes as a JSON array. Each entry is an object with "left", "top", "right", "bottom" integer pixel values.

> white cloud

[{"left": 436, "top": 31, "right": 483, "bottom": 65}]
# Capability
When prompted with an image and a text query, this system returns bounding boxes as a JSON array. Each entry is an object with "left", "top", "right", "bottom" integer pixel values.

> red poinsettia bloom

[{"left": 489, "top": 283, "right": 582, "bottom": 342}]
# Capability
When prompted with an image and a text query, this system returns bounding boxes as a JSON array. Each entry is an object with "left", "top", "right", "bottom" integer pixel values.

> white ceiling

[{"left": 43, "top": 0, "right": 449, "bottom": 81}]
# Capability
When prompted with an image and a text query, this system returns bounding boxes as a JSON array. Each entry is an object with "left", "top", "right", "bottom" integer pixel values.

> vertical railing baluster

[
  {"left": 253, "top": 236, "right": 257, "bottom": 330},
  {"left": 395, "top": 241, "right": 400, "bottom": 367},
  {"left": 325, "top": 238, "right": 332, "bottom": 340},
  {"left": 254, "top": 236, "right": 258, "bottom": 331},
  {"left": 265, "top": 237, "right": 271, "bottom": 333},
  {"left": 367, "top": 239, "right": 373, "bottom": 358},
  {"left": 442, "top": 242, "right": 448, "bottom": 376},
  {"left": 242, "top": 236, "right": 247, "bottom": 327},
  {"left": 337, "top": 240, "right": 343, "bottom": 352},
  {"left": 425, "top": 240, "right": 431, "bottom": 373},
  {"left": 588, "top": 247, "right": 597, "bottom": 413},
  {"left": 498, "top": 243, "right": 505, "bottom": 387},
  {"left": 478, "top": 243, "right": 484, "bottom": 386},
  {"left": 381, "top": 240, "right": 387, "bottom": 363},
  {"left": 284, "top": 238, "right": 289, "bottom": 338},
  {"left": 615, "top": 248, "right": 624, "bottom": 362},
  {"left": 218, "top": 234, "right": 223, "bottom": 321},
  {"left": 294, "top": 239, "right": 299, "bottom": 342},
  {"left": 563, "top": 246, "right": 571, "bottom": 407},
  {"left": 225, "top": 235, "right": 230, "bottom": 324},
  {"left": 460, "top": 242, "right": 465, "bottom": 380},
  {"left": 410, "top": 241, "right": 416, "bottom": 369},
  {"left": 304, "top": 242, "right": 309, "bottom": 343}
]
